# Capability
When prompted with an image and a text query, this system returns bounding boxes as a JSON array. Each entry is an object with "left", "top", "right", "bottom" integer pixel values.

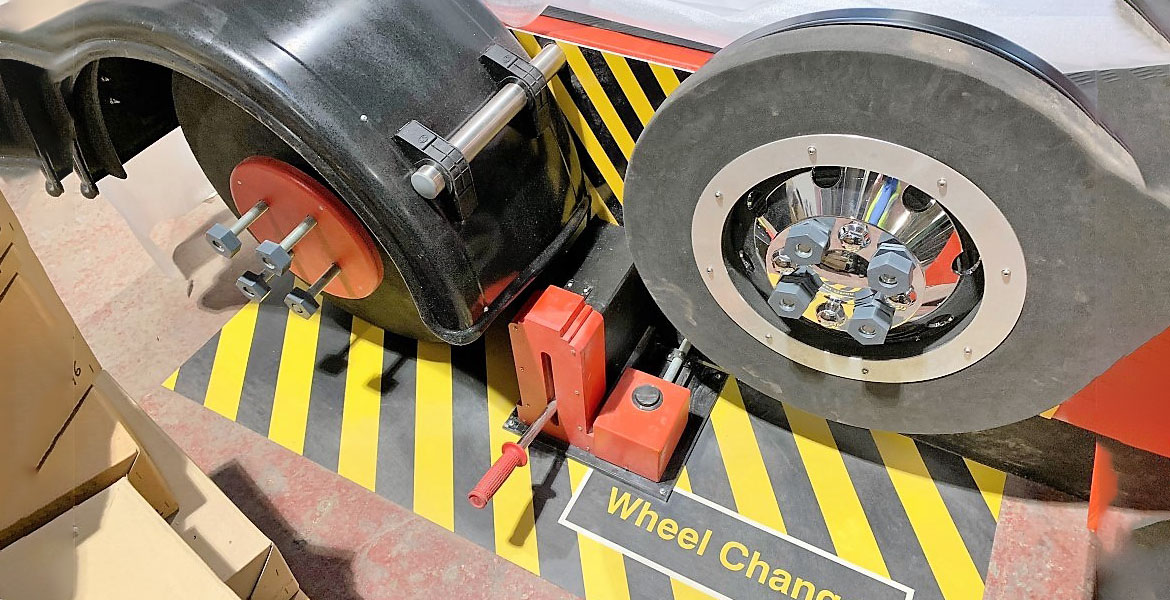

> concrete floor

[{"left": 3, "top": 162, "right": 1160, "bottom": 599}]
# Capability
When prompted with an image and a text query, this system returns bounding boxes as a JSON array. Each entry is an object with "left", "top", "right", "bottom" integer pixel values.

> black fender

[{"left": 0, "top": 0, "right": 589, "bottom": 343}]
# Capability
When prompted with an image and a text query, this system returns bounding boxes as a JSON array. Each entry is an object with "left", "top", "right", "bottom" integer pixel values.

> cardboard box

[
  {"left": 0, "top": 478, "right": 239, "bottom": 600},
  {"left": 93, "top": 373, "right": 300, "bottom": 599},
  {"left": 0, "top": 199, "right": 100, "bottom": 423},
  {"left": 0, "top": 379, "right": 178, "bottom": 548},
  {"left": 1, "top": 192, "right": 300, "bottom": 599}
]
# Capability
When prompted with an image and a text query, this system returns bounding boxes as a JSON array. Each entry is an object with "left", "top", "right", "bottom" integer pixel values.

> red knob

[{"left": 468, "top": 442, "right": 529, "bottom": 509}]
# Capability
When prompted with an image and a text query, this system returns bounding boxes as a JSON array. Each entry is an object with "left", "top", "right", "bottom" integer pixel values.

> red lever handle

[{"left": 468, "top": 442, "right": 529, "bottom": 509}]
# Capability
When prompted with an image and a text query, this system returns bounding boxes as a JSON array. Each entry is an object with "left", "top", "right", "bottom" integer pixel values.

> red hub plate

[{"left": 230, "top": 156, "right": 383, "bottom": 299}]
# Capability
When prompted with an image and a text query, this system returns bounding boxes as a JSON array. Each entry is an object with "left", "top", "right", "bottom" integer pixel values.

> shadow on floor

[{"left": 210, "top": 462, "right": 361, "bottom": 600}]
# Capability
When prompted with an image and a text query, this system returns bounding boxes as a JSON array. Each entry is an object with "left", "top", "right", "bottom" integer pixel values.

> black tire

[{"left": 625, "top": 22, "right": 1169, "bottom": 433}]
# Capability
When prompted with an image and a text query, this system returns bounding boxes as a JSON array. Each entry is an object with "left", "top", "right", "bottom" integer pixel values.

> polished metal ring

[{"left": 692, "top": 134, "right": 1027, "bottom": 383}]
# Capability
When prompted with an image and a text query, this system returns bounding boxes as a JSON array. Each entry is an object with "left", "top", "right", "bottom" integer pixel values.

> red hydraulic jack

[{"left": 468, "top": 285, "right": 692, "bottom": 508}]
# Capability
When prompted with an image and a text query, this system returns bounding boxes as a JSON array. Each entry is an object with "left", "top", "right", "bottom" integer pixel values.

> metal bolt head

[
  {"left": 815, "top": 298, "right": 847, "bottom": 328},
  {"left": 256, "top": 240, "right": 294, "bottom": 276},
  {"left": 782, "top": 218, "right": 832, "bottom": 266},
  {"left": 767, "top": 268, "right": 821, "bottom": 319},
  {"left": 284, "top": 288, "right": 321, "bottom": 319},
  {"left": 846, "top": 296, "right": 895, "bottom": 345},
  {"left": 631, "top": 385, "right": 664, "bottom": 411},
  {"left": 886, "top": 288, "right": 915, "bottom": 311},
  {"left": 205, "top": 223, "right": 243, "bottom": 258},
  {"left": 770, "top": 251, "right": 795, "bottom": 275},
  {"left": 235, "top": 271, "right": 271, "bottom": 301},
  {"left": 838, "top": 220, "right": 871, "bottom": 252},
  {"left": 867, "top": 241, "right": 915, "bottom": 295}
]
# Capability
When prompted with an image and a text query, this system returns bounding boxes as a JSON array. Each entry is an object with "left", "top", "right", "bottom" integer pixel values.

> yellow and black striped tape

[
  {"left": 512, "top": 31, "right": 694, "bottom": 226},
  {"left": 166, "top": 296, "right": 1006, "bottom": 600}
]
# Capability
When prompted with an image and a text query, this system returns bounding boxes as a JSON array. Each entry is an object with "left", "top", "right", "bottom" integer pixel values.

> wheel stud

[
  {"left": 256, "top": 216, "right": 317, "bottom": 277},
  {"left": 205, "top": 201, "right": 268, "bottom": 258},
  {"left": 814, "top": 298, "right": 847, "bottom": 328},
  {"left": 838, "top": 220, "right": 870, "bottom": 252},
  {"left": 235, "top": 270, "right": 274, "bottom": 301},
  {"left": 285, "top": 263, "right": 341, "bottom": 319}
]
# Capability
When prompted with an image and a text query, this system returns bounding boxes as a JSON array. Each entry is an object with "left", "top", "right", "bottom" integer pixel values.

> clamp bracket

[
  {"left": 393, "top": 120, "right": 477, "bottom": 221},
  {"left": 479, "top": 44, "right": 552, "bottom": 136}
]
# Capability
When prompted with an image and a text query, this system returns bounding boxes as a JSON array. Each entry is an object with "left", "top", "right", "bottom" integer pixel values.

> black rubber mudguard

[
  {"left": 625, "top": 10, "right": 1170, "bottom": 433},
  {"left": 0, "top": 0, "right": 589, "bottom": 344},
  {"left": 1128, "top": 0, "right": 1170, "bottom": 42}
]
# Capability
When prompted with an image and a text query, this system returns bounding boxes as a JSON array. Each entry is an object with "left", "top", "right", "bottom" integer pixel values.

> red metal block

[
  {"left": 1054, "top": 326, "right": 1170, "bottom": 459},
  {"left": 593, "top": 369, "right": 691, "bottom": 481},
  {"left": 509, "top": 285, "right": 607, "bottom": 449}
]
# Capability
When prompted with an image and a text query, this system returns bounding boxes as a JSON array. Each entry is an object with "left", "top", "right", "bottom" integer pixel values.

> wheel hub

[
  {"left": 749, "top": 166, "right": 968, "bottom": 342},
  {"left": 690, "top": 134, "right": 1026, "bottom": 384}
]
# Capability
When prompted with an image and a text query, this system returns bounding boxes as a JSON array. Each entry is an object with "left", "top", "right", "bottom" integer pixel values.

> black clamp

[
  {"left": 393, "top": 120, "right": 477, "bottom": 221},
  {"left": 479, "top": 44, "right": 552, "bottom": 137}
]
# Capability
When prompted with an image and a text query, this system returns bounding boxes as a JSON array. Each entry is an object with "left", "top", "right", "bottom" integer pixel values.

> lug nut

[
  {"left": 235, "top": 270, "right": 275, "bottom": 301},
  {"left": 838, "top": 220, "right": 871, "bottom": 252},
  {"left": 768, "top": 268, "right": 822, "bottom": 319},
  {"left": 770, "top": 250, "right": 795, "bottom": 275},
  {"left": 846, "top": 295, "right": 895, "bottom": 345},
  {"left": 782, "top": 218, "right": 832, "bottom": 266},
  {"left": 256, "top": 215, "right": 317, "bottom": 277},
  {"left": 815, "top": 298, "right": 847, "bottom": 328},
  {"left": 867, "top": 241, "right": 915, "bottom": 295},
  {"left": 285, "top": 263, "right": 341, "bottom": 319},
  {"left": 886, "top": 289, "right": 915, "bottom": 311},
  {"left": 205, "top": 201, "right": 269, "bottom": 258}
]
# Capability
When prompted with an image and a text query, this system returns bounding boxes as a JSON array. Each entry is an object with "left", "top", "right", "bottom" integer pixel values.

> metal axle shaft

[{"left": 411, "top": 44, "right": 567, "bottom": 199}]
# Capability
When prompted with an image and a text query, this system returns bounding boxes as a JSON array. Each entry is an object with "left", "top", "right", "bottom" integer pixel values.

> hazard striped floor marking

[
  {"left": 338, "top": 317, "right": 383, "bottom": 491},
  {"left": 267, "top": 310, "right": 320, "bottom": 454},
  {"left": 414, "top": 341, "right": 454, "bottom": 530},
  {"left": 166, "top": 297, "right": 1007, "bottom": 600},
  {"left": 708, "top": 380, "right": 786, "bottom": 534},
  {"left": 786, "top": 405, "right": 891, "bottom": 579},
  {"left": 202, "top": 301, "right": 259, "bottom": 420},
  {"left": 485, "top": 328, "right": 542, "bottom": 574},
  {"left": 874, "top": 431, "right": 987, "bottom": 599}
]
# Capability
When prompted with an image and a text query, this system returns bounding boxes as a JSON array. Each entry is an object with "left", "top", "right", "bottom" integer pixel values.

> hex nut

[
  {"left": 768, "top": 268, "right": 822, "bottom": 319},
  {"left": 235, "top": 271, "right": 271, "bottom": 301},
  {"left": 285, "top": 288, "right": 321, "bottom": 318},
  {"left": 256, "top": 240, "right": 294, "bottom": 276},
  {"left": 847, "top": 296, "right": 895, "bottom": 345},
  {"left": 867, "top": 242, "right": 915, "bottom": 295},
  {"left": 782, "top": 218, "right": 832, "bottom": 266},
  {"left": 205, "top": 223, "right": 242, "bottom": 258}
]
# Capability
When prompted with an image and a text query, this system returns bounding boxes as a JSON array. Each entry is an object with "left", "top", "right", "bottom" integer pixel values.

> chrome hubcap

[
  {"left": 691, "top": 134, "right": 1027, "bottom": 383},
  {"left": 753, "top": 167, "right": 966, "bottom": 332}
]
